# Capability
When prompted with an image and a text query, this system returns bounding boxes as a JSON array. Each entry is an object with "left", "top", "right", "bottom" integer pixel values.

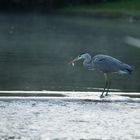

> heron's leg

[
  {"left": 105, "top": 79, "right": 111, "bottom": 96},
  {"left": 100, "top": 73, "right": 108, "bottom": 98}
]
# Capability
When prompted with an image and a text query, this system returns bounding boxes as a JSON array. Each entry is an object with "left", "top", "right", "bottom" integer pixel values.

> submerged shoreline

[{"left": 0, "top": 91, "right": 140, "bottom": 98}]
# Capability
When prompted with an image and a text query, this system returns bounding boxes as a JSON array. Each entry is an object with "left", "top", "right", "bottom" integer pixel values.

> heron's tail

[{"left": 123, "top": 64, "right": 133, "bottom": 74}]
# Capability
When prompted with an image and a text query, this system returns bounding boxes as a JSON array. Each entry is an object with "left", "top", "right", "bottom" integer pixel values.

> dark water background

[{"left": 0, "top": 13, "right": 139, "bottom": 91}]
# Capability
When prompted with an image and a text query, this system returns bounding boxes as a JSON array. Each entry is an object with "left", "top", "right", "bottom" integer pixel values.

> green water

[{"left": 0, "top": 13, "right": 139, "bottom": 91}]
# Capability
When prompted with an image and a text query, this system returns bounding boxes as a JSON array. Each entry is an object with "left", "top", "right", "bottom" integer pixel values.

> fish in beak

[{"left": 69, "top": 55, "right": 82, "bottom": 66}]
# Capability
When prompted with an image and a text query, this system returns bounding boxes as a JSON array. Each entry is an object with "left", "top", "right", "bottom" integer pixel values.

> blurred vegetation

[
  {"left": 65, "top": 0, "right": 140, "bottom": 16},
  {"left": 0, "top": 0, "right": 140, "bottom": 13}
]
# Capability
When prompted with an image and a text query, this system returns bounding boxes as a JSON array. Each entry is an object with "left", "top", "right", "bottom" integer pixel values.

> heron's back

[{"left": 92, "top": 54, "right": 133, "bottom": 74}]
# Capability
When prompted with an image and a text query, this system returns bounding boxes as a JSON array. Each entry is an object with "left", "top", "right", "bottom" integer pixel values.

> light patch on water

[
  {"left": 0, "top": 96, "right": 140, "bottom": 140},
  {"left": 125, "top": 36, "right": 140, "bottom": 48}
]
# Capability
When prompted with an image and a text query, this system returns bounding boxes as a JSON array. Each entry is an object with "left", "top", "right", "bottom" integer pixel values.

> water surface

[
  {"left": 0, "top": 94, "right": 140, "bottom": 140},
  {"left": 0, "top": 13, "right": 139, "bottom": 91}
]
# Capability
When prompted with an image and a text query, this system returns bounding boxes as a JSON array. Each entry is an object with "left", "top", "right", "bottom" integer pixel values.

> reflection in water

[{"left": 0, "top": 97, "right": 140, "bottom": 140}]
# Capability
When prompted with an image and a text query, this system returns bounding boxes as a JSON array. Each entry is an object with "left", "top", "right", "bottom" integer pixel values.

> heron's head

[{"left": 69, "top": 53, "right": 90, "bottom": 66}]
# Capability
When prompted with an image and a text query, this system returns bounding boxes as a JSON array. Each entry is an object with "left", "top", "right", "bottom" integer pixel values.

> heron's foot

[
  {"left": 100, "top": 95, "right": 104, "bottom": 98},
  {"left": 105, "top": 93, "right": 110, "bottom": 97},
  {"left": 105, "top": 93, "right": 108, "bottom": 96}
]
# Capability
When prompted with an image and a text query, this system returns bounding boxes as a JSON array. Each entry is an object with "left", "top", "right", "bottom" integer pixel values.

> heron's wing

[{"left": 92, "top": 55, "right": 124, "bottom": 73}]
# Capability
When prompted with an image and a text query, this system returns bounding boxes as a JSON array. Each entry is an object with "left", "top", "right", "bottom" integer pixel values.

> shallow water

[{"left": 0, "top": 95, "right": 140, "bottom": 140}]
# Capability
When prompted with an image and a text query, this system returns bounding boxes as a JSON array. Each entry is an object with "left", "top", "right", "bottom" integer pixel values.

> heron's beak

[{"left": 69, "top": 56, "right": 80, "bottom": 66}]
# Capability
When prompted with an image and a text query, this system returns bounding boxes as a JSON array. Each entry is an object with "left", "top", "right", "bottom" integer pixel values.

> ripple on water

[{"left": 0, "top": 98, "right": 140, "bottom": 140}]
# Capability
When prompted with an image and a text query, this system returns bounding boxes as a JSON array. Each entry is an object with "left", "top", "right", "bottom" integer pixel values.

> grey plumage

[
  {"left": 70, "top": 53, "right": 133, "bottom": 97},
  {"left": 92, "top": 54, "right": 133, "bottom": 74}
]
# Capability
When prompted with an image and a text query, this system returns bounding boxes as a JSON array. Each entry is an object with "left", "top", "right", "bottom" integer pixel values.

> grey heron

[{"left": 70, "top": 53, "right": 133, "bottom": 98}]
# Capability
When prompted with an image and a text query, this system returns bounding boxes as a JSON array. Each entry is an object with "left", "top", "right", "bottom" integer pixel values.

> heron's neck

[{"left": 83, "top": 57, "right": 92, "bottom": 70}]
